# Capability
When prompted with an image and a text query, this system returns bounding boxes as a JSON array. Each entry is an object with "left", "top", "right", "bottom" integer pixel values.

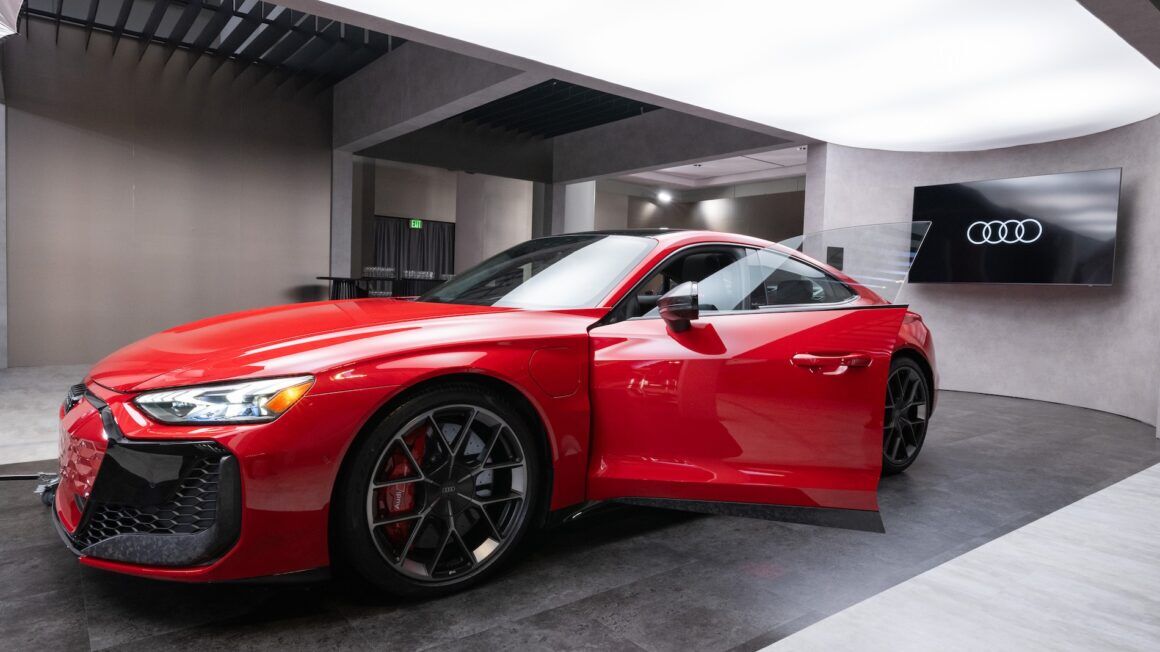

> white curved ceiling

[{"left": 324, "top": 0, "right": 1160, "bottom": 152}]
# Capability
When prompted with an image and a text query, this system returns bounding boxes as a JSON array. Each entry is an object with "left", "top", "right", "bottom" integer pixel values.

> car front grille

[
  {"left": 73, "top": 455, "right": 223, "bottom": 549},
  {"left": 62, "top": 382, "right": 87, "bottom": 413}
]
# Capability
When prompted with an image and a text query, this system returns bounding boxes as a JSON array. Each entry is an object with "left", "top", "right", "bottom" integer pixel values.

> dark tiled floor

[{"left": 1, "top": 391, "right": 1157, "bottom": 651}]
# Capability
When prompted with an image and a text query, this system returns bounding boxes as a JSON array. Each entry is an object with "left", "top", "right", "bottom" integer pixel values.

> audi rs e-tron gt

[{"left": 53, "top": 225, "right": 936, "bottom": 596}]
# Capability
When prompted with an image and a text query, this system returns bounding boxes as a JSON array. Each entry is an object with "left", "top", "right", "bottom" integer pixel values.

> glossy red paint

[
  {"left": 898, "top": 310, "right": 939, "bottom": 401},
  {"left": 57, "top": 230, "right": 936, "bottom": 582},
  {"left": 56, "top": 399, "right": 107, "bottom": 533},
  {"left": 588, "top": 306, "right": 906, "bottom": 511}
]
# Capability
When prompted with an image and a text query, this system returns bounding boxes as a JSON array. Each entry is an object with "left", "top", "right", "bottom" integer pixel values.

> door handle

[{"left": 791, "top": 353, "right": 873, "bottom": 371}]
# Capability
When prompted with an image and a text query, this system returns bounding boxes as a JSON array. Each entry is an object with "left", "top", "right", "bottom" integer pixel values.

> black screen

[{"left": 909, "top": 169, "right": 1120, "bottom": 285}]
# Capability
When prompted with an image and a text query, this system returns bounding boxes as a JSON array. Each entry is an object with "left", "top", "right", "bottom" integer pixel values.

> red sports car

[{"left": 52, "top": 226, "right": 935, "bottom": 596}]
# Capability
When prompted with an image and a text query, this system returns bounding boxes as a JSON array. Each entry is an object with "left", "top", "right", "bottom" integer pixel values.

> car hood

[{"left": 88, "top": 300, "right": 516, "bottom": 392}]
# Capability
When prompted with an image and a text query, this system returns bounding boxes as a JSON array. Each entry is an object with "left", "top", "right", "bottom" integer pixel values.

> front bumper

[
  {"left": 54, "top": 446, "right": 241, "bottom": 567},
  {"left": 54, "top": 379, "right": 393, "bottom": 582},
  {"left": 54, "top": 390, "right": 241, "bottom": 567}
]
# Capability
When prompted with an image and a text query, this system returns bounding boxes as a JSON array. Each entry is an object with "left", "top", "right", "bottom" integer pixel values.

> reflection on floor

[
  {"left": 772, "top": 463, "right": 1160, "bottom": 651},
  {"left": 1, "top": 389, "right": 1158, "bottom": 651}
]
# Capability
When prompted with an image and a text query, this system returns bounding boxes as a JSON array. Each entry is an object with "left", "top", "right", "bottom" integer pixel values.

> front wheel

[
  {"left": 881, "top": 357, "right": 931, "bottom": 476},
  {"left": 335, "top": 384, "right": 544, "bottom": 597}
]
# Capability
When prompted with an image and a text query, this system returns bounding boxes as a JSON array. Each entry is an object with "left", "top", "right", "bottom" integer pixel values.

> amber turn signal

[{"left": 265, "top": 379, "right": 314, "bottom": 414}]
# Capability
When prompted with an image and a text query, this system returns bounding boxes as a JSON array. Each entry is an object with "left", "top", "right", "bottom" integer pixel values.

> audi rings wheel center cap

[
  {"left": 436, "top": 481, "right": 476, "bottom": 517},
  {"left": 966, "top": 218, "right": 1043, "bottom": 245}
]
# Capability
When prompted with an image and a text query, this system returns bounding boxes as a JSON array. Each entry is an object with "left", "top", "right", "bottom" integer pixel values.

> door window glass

[
  {"left": 644, "top": 248, "right": 854, "bottom": 316},
  {"left": 620, "top": 248, "right": 741, "bottom": 319}
]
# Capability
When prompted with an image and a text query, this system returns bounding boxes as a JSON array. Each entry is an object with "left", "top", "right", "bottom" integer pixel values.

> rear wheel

[
  {"left": 881, "top": 357, "right": 931, "bottom": 476},
  {"left": 336, "top": 384, "right": 544, "bottom": 597}
]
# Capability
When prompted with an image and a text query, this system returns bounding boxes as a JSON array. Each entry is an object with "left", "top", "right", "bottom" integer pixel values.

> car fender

[{"left": 320, "top": 332, "right": 593, "bottom": 512}]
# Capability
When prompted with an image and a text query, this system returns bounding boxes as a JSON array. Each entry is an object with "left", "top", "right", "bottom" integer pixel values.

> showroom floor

[
  {"left": 2, "top": 373, "right": 1159, "bottom": 651},
  {"left": 774, "top": 463, "right": 1160, "bottom": 650}
]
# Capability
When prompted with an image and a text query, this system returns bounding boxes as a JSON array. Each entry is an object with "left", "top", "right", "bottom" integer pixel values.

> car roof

[
  {"left": 537, "top": 229, "right": 776, "bottom": 248},
  {"left": 578, "top": 228, "right": 683, "bottom": 237}
]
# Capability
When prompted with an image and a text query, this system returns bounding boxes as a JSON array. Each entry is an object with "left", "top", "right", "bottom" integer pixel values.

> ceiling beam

[
  {"left": 137, "top": 0, "right": 171, "bottom": 60},
  {"left": 83, "top": 0, "right": 101, "bottom": 50},
  {"left": 232, "top": 6, "right": 291, "bottom": 64},
  {"left": 552, "top": 109, "right": 789, "bottom": 183},
  {"left": 207, "top": 0, "right": 266, "bottom": 74},
  {"left": 462, "top": 82, "right": 581, "bottom": 126},
  {"left": 109, "top": 0, "right": 135, "bottom": 54},
  {"left": 274, "top": 19, "right": 341, "bottom": 87},
  {"left": 52, "top": 0, "right": 64, "bottom": 43},
  {"left": 214, "top": 1, "right": 265, "bottom": 57},
  {"left": 161, "top": 0, "right": 202, "bottom": 64},
  {"left": 332, "top": 40, "right": 547, "bottom": 151},
  {"left": 188, "top": 0, "right": 237, "bottom": 69},
  {"left": 20, "top": 0, "right": 394, "bottom": 89}
]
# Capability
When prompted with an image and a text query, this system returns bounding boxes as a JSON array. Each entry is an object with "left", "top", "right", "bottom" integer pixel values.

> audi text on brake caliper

[{"left": 966, "top": 219, "right": 1043, "bottom": 245}]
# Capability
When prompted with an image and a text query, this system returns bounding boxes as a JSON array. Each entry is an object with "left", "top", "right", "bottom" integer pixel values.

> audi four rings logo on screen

[{"left": 966, "top": 219, "right": 1043, "bottom": 245}]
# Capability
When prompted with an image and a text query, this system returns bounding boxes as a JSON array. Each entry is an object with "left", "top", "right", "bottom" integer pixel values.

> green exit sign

[{"left": 408, "top": 219, "right": 423, "bottom": 229}]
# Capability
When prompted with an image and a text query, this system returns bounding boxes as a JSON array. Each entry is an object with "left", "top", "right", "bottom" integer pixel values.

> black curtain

[
  {"left": 372, "top": 217, "right": 455, "bottom": 295},
  {"left": 372, "top": 217, "right": 406, "bottom": 273}
]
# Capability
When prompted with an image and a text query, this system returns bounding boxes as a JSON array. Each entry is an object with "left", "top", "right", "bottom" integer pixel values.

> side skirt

[{"left": 612, "top": 497, "right": 886, "bottom": 533}]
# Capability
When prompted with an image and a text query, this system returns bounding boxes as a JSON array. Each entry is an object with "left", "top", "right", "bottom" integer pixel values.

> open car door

[{"left": 586, "top": 222, "right": 928, "bottom": 532}]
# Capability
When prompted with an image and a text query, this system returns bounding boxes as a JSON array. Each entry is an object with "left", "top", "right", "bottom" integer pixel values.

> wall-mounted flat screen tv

[{"left": 909, "top": 168, "right": 1120, "bottom": 285}]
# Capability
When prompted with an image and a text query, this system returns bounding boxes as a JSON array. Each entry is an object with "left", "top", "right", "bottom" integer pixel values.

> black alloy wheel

[
  {"left": 882, "top": 357, "right": 931, "bottom": 475},
  {"left": 336, "top": 384, "right": 543, "bottom": 597}
]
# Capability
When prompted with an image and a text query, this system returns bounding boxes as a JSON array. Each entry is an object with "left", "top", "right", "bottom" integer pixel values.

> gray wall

[
  {"left": 626, "top": 191, "right": 806, "bottom": 243},
  {"left": 805, "top": 115, "right": 1160, "bottom": 426},
  {"left": 368, "top": 161, "right": 534, "bottom": 273},
  {"left": 594, "top": 191, "right": 629, "bottom": 230},
  {"left": 563, "top": 181, "right": 596, "bottom": 233},
  {"left": 4, "top": 22, "right": 332, "bottom": 366},
  {"left": 0, "top": 100, "right": 7, "bottom": 368},
  {"left": 454, "top": 173, "right": 534, "bottom": 271},
  {"left": 374, "top": 160, "right": 458, "bottom": 223}
]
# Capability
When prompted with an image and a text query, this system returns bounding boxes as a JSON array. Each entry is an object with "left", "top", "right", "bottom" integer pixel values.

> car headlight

[{"left": 134, "top": 376, "right": 314, "bottom": 425}]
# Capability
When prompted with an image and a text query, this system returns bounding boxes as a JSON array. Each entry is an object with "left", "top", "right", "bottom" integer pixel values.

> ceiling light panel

[{"left": 324, "top": 0, "right": 1160, "bottom": 151}]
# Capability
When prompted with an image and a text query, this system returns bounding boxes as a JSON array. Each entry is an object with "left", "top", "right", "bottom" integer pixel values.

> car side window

[
  {"left": 616, "top": 247, "right": 743, "bottom": 321},
  {"left": 644, "top": 248, "right": 854, "bottom": 316},
  {"left": 742, "top": 252, "right": 856, "bottom": 309}
]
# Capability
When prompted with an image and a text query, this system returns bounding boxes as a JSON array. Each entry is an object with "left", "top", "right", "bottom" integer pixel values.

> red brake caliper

[{"left": 378, "top": 428, "right": 427, "bottom": 547}]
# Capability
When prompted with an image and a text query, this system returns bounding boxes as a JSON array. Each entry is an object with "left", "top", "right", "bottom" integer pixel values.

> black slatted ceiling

[
  {"left": 19, "top": 0, "right": 399, "bottom": 88},
  {"left": 457, "top": 79, "right": 660, "bottom": 139}
]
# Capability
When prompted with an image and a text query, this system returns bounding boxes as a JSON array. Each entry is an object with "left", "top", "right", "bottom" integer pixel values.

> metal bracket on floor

[
  {"left": 34, "top": 472, "right": 60, "bottom": 506},
  {"left": 0, "top": 472, "right": 60, "bottom": 506}
]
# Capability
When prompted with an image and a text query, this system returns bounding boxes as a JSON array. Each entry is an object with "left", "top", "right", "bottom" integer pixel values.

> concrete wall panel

[
  {"left": 594, "top": 191, "right": 629, "bottom": 231},
  {"left": 4, "top": 23, "right": 331, "bottom": 366},
  {"left": 374, "top": 160, "right": 458, "bottom": 223},
  {"left": 808, "top": 116, "right": 1160, "bottom": 425},
  {"left": 627, "top": 192, "right": 805, "bottom": 243},
  {"left": 453, "top": 173, "right": 533, "bottom": 272}
]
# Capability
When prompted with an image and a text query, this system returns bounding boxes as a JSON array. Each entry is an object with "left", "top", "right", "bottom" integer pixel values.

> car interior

[{"left": 610, "top": 246, "right": 856, "bottom": 323}]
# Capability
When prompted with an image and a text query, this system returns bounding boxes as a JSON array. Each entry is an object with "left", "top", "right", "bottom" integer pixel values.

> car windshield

[{"left": 418, "top": 234, "right": 656, "bottom": 309}]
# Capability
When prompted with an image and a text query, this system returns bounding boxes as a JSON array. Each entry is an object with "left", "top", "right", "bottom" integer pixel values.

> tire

[
  {"left": 881, "top": 357, "right": 931, "bottom": 476},
  {"left": 335, "top": 383, "right": 545, "bottom": 597}
]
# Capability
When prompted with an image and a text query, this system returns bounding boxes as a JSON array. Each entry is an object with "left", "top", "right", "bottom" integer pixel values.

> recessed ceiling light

[
  {"left": 328, "top": 0, "right": 1160, "bottom": 152},
  {"left": 657, "top": 190, "right": 673, "bottom": 203}
]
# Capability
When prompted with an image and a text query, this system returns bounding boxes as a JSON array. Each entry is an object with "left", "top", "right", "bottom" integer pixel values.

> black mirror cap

[{"left": 659, "top": 281, "right": 699, "bottom": 332}]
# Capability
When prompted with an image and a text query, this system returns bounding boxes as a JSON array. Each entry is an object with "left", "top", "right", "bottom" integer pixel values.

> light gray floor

[
  {"left": 0, "top": 365, "right": 89, "bottom": 464},
  {"left": 771, "top": 463, "right": 1160, "bottom": 651}
]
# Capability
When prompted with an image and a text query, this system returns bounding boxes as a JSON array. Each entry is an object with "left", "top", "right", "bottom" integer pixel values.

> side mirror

[{"left": 658, "top": 281, "right": 699, "bottom": 333}]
